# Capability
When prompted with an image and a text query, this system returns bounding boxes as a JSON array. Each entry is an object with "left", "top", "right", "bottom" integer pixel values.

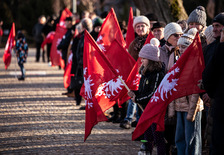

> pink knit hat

[{"left": 139, "top": 41, "right": 160, "bottom": 62}]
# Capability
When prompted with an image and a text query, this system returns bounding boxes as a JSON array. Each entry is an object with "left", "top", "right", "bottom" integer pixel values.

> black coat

[{"left": 134, "top": 68, "right": 165, "bottom": 109}]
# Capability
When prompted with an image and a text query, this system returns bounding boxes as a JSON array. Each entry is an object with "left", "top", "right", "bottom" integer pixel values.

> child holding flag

[{"left": 128, "top": 39, "right": 166, "bottom": 155}]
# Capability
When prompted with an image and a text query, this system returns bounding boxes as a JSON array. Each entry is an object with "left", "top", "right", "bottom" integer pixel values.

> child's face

[
  {"left": 179, "top": 44, "right": 188, "bottom": 55},
  {"left": 141, "top": 58, "right": 149, "bottom": 67}
]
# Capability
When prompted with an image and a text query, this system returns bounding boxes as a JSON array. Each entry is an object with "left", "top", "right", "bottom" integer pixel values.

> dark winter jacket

[
  {"left": 203, "top": 42, "right": 224, "bottom": 99},
  {"left": 75, "top": 32, "right": 85, "bottom": 76},
  {"left": 203, "top": 38, "right": 220, "bottom": 66},
  {"left": 134, "top": 67, "right": 165, "bottom": 109}
]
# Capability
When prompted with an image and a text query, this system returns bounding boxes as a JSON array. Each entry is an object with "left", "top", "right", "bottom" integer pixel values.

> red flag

[
  {"left": 94, "top": 39, "right": 136, "bottom": 112},
  {"left": 81, "top": 30, "right": 119, "bottom": 141},
  {"left": 50, "top": 25, "right": 67, "bottom": 67},
  {"left": 132, "top": 33, "right": 205, "bottom": 140},
  {"left": 63, "top": 52, "right": 73, "bottom": 88},
  {"left": 3, "top": 23, "right": 15, "bottom": 70},
  {"left": 41, "top": 31, "right": 55, "bottom": 50},
  {"left": 59, "top": 8, "right": 73, "bottom": 28},
  {"left": 145, "top": 31, "right": 155, "bottom": 44},
  {"left": 125, "top": 7, "right": 135, "bottom": 49},
  {"left": 96, "top": 8, "right": 126, "bottom": 51},
  {"left": 112, "top": 32, "right": 155, "bottom": 104}
]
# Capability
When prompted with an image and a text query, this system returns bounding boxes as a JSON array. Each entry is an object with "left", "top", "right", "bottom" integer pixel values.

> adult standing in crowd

[
  {"left": 73, "top": 17, "right": 93, "bottom": 108},
  {"left": 169, "top": 28, "right": 203, "bottom": 155},
  {"left": 202, "top": 12, "right": 224, "bottom": 155},
  {"left": 42, "top": 16, "right": 55, "bottom": 64},
  {"left": 57, "top": 17, "right": 74, "bottom": 69},
  {"left": 151, "top": 21, "right": 166, "bottom": 46},
  {"left": 32, "top": 15, "right": 46, "bottom": 62},
  {"left": 187, "top": 6, "right": 207, "bottom": 51},
  {"left": 159, "top": 22, "right": 183, "bottom": 154},
  {"left": 120, "top": 16, "right": 150, "bottom": 129}
]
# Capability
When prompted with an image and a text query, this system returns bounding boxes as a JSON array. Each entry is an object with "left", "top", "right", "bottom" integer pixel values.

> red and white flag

[
  {"left": 132, "top": 33, "right": 205, "bottom": 140},
  {"left": 50, "top": 25, "right": 67, "bottom": 68},
  {"left": 111, "top": 32, "right": 155, "bottom": 105},
  {"left": 3, "top": 23, "right": 15, "bottom": 70},
  {"left": 96, "top": 8, "right": 126, "bottom": 52},
  {"left": 125, "top": 7, "right": 135, "bottom": 49},
  {"left": 94, "top": 39, "right": 135, "bottom": 112},
  {"left": 81, "top": 31, "right": 119, "bottom": 141}
]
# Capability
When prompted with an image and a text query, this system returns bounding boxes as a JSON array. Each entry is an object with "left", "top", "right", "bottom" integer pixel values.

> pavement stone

[{"left": 0, "top": 48, "right": 141, "bottom": 155}]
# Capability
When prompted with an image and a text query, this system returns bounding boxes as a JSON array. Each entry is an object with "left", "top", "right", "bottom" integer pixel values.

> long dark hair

[{"left": 139, "top": 59, "right": 163, "bottom": 75}]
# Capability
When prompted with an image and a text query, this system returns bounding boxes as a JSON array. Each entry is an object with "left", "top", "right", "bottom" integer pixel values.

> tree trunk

[{"left": 132, "top": 0, "right": 188, "bottom": 23}]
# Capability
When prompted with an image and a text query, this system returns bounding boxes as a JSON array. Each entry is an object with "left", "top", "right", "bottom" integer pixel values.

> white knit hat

[
  {"left": 133, "top": 16, "right": 150, "bottom": 29},
  {"left": 139, "top": 39, "right": 160, "bottom": 62},
  {"left": 204, "top": 25, "right": 215, "bottom": 44},
  {"left": 177, "top": 28, "right": 198, "bottom": 47},
  {"left": 164, "top": 22, "right": 183, "bottom": 41}
]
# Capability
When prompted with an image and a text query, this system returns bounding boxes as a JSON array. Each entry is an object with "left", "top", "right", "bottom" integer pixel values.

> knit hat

[
  {"left": 81, "top": 18, "right": 93, "bottom": 32},
  {"left": 151, "top": 21, "right": 166, "bottom": 31},
  {"left": 213, "top": 12, "right": 224, "bottom": 26},
  {"left": 133, "top": 16, "right": 150, "bottom": 29},
  {"left": 92, "top": 17, "right": 103, "bottom": 28},
  {"left": 139, "top": 39, "right": 160, "bottom": 62},
  {"left": 164, "top": 22, "right": 183, "bottom": 41},
  {"left": 177, "top": 28, "right": 198, "bottom": 47},
  {"left": 204, "top": 25, "right": 215, "bottom": 44},
  {"left": 187, "top": 6, "right": 207, "bottom": 27}
]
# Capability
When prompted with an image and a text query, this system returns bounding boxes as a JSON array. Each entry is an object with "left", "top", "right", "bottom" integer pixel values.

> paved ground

[{"left": 0, "top": 48, "right": 140, "bottom": 155}]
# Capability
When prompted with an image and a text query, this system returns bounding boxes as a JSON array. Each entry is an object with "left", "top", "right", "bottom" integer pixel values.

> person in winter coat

[
  {"left": 32, "top": 15, "right": 46, "bottom": 62},
  {"left": 120, "top": 15, "right": 150, "bottom": 129},
  {"left": 128, "top": 41, "right": 165, "bottom": 155},
  {"left": 159, "top": 22, "right": 183, "bottom": 154},
  {"left": 186, "top": 6, "right": 207, "bottom": 52},
  {"left": 151, "top": 21, "right": 166, "bottom": 46},
  {"left": 202, "top": 12, "right": 224, "bottom": 155},
  {"left": 73, "top": 17, "right": 92, "bottom": 107},
  {"left": 57, "top": 17, "right": 74, "bottom": 69},
  {"left": 15, "top": 31, "right": 28, "bottom": 81},
  {"left": 168, "top": 28, "right": 203, "bottom": 155}
]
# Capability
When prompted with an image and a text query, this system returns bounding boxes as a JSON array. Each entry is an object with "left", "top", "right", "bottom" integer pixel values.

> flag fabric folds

[
  {"left": 125, "top": 7, "right": 135, "bottom": 49},
  {"left": 95, "top": 39, "right": 136, "bottom": 112},
  {"left": 81, "top": 30, "right": 119, "bottom": 141},
  {"left": 3, "top": 23, "right": 15, "bottom": 70},
  {"left": 132, "top": 33, "right": 205, "bottom": 140},
  {"left": 50, "top": 25, "right": 67, "bottom": 67},
  {"left": 96, "top": 8, "right": 126, "bottom": 52}
]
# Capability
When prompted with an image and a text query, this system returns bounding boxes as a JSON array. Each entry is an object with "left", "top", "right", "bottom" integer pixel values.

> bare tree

[{"left": 132, "top": 0, "right": 188, "bottom": 23}]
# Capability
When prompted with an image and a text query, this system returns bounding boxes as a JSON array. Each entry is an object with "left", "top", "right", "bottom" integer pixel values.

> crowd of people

[{"left": 11, "top": 5, "right": 224, "bottom": 155}]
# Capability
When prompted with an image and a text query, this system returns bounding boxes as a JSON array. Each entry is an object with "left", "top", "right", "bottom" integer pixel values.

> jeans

[
  {"left": 175, "top": 111, "right": 202, "bottom": 155},
  {"left": 124, "top": 99, "right": 140, "bottom": 122},
  {"left": 18, "top": 62, "right": 25, "bottom": 78}
]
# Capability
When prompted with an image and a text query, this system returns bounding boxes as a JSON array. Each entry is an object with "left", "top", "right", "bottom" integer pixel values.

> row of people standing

[{"left": 117, "top": 5, "right": 224, "bottom": 155}]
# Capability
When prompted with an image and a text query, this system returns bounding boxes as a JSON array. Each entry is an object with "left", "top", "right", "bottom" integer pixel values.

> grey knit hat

[
  {"left": 204, "top": 25, "right": 215, "bottom": 44},
  {"left": 139, "top": 43, "right": 160, "bottom": 62},
  {"left": 187, "top": 6, "right": 207, "bottom": 27},
  {"left": 164, "top": 22, "right": 183, "bottom": 41},
  {"left": 177, "top": 28, "right": 197, "bottom": 47},
  {"left": 133, "top": 16, "right": 150, "bottom": 29},
  {"left": 81, "top": 18, "right": 93, "bottom": 32},
  {"left": 213, "top": 12, "right": 224, "bottom": 26}
]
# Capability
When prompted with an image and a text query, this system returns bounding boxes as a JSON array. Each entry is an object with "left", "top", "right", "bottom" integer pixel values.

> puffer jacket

[
  {"left": 168, "top": 95, "right": 204, "bottom": 121},
  {"left": 134, "top": 67, "right": 165, "bottom": 109}
]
